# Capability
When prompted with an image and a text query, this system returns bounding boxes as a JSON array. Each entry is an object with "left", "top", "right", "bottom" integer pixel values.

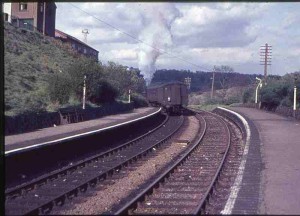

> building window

[
  {"left": 4, "top": 13, "right": 9, "bottom": 22},
  {"left": 84, "top": 48, "right": 87, "bottom": 54},
  {"left": 20, "top": 19, "right": 34, "bottom": 31},
  {"left": 19, "top": 3, "right": 28, "bottom": 11},
  {"left": 72, "top": 43, "right": 76, "bottom": 49}
]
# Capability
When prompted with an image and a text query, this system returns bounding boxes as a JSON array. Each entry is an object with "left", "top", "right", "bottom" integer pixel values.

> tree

[
  {"left": 103, "top": 62, "right": 146, "bottom": 97},
  {"left": 47, "top": 58, "right": 104, "bottom": 105},
  {"left": 213, "top": 65, "right": 235, "bottom": 102}
]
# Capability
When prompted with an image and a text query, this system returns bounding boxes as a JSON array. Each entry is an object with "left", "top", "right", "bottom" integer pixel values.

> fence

[
  {"left": 5, "top": 102, "right": 135, "bottom": 136},
  {"left": 234, "top": 103, "right": 300, "bottom": 120}
]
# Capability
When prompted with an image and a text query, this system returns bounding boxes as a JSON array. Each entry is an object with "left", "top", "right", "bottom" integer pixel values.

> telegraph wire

[{"left": 69, "top": 3, "right": 212, "bottom": 72}]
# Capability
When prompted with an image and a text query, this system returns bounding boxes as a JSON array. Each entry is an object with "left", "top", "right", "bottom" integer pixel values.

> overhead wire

[{"left": 69, "top": 3, "right": 212, "bottom": 72}]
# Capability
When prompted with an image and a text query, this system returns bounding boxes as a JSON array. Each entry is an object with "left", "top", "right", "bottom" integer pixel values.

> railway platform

[
  {"left": 5, "top": 107, "right": 160, "bottom": 154},
  {"left": 226, "top": 107, "right": 300, "bottom": 215}
]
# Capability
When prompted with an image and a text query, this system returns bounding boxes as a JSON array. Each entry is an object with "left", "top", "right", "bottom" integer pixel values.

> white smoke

[{"left": 137, "top": 3, "right": 180, "bottom": 84}]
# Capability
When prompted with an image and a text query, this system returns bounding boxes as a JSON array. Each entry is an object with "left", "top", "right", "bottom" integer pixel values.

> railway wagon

[{"left": 147, "top": 81, "right": 188, "bottom": 114}]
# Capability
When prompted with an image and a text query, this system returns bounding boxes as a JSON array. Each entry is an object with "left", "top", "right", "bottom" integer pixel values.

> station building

[
  {"left": 55, "top": 29, "right": 99, "bottom": 60},
  {"left": 11, "top": 2, "right": 57, "bottom": 37},
  {"left": 3, "top": 2, "right": 99, "bottom": 61}
]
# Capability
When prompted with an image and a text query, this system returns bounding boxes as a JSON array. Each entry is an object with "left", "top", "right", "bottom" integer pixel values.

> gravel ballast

[{"left": 54, "top": 116, "right": 200, "bottom": 215}]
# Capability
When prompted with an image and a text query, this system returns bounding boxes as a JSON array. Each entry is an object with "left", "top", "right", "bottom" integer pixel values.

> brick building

[
  {"left": 6, "top": 2, "right": 99, "bottom": 60},
  {"left": 3, "top": 3, "right": 12, "bottom": 22},
  {"left": 10, "top": 2, "right": 56, "bottom": 37},
  {"left": 55, "top": 29, "right": 99, "bottom": 61}
]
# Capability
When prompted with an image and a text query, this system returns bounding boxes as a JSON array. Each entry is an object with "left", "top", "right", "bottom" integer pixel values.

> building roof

[{"left": 55, "top": 29, "right": 98, "bottom": 53}]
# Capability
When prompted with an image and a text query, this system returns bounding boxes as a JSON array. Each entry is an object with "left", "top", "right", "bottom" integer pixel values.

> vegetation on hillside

[
  {"left": 4, "top": 22, "right": 147, "bottom": 116},
  {"left": 242, "top": 72, "right": 300, "bottom": 110},
  {"left": 151, "top": 67, "right": 265, "bottom": 93}
]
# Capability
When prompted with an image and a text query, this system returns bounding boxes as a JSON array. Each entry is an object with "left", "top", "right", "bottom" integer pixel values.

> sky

[{"left": 55, "top": 2, "right": 300, "bottom": 79}]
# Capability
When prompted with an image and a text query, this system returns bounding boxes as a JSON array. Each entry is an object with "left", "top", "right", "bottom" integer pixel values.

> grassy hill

[{"left": 4, "top": 22, "right": 91, "bottom": 115}]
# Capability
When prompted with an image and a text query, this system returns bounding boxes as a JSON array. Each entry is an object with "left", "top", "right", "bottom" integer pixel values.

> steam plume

[{"left": 137, "top": 3, "right": 180, "bottom": 85}]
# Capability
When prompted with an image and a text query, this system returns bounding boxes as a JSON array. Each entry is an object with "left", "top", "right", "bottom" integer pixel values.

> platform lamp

[
  {"left": 255, "top": 77, "right": 263, "bottom": 108},
  {"left": 293, "top": 76, "right": 298, "bottom": 118},
  {"left": 82, "top": 75, "right": 87, "bottom": 109},
  {"left": 128, "top": 89, "right": 131, "bottom": 103}
]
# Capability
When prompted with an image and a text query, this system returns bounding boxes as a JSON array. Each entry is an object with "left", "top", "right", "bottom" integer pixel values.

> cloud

[
  {"left": 54, "top": 2, "right": 299, "bottom": 76},
  {"left": 110, "top": 49, "right": 137, "bottom": 60},
  {"left": 172, "top": 4, "right": 265, "bottom": 48}
]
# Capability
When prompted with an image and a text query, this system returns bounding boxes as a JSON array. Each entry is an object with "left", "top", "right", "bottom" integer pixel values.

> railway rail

[
  {"left": 5, "top": 108, "right": 246, "bottom": 215},
  {"left": 114, "top": 110, "right": 231, "bottom": 215},
  {"left": 5, "top": 114, "right": 184, "bottom": 215}
]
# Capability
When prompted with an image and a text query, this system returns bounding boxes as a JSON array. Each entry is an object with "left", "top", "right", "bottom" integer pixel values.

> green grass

[{"left": 4, "top": 22, "right": 89, "bottom": 115}]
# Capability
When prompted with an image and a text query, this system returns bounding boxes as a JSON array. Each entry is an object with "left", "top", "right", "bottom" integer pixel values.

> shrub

[
  {"left": 205, "top": 97, "right": 223, "bottom": 105},
  {"left": 242, "top": 87, "right": 255, "bottom": 103},
  {"left": 225, "top": 96, "right": 240, "bottom": 105},
  {"left": 131, "top": 93, "right": 148, "bottom": 108},
  {"left": 89, "top": 81, "right": 119, "bottom": 104},
  {"left": 47, "top": 72, "right": 73, "bottom": 104}
]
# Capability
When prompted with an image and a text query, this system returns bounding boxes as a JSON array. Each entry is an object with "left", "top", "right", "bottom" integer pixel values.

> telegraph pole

[
  {"left": 184, "top": 77, "right": 191, "bottom": 90},
  {"left": 260, "top": 43, "right": 272, "bottom": 84},
  {"left": 82, "top": 29, "right": 89, "bottom": 44},
  {"left": 211, "top": 70, "right": 215, "bottom": 99}
]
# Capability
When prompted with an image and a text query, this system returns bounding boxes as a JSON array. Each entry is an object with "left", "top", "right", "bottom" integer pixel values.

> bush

[
  {"left": 47, "top": 72, "right": 73, "bottom": 104},
  {"left": 225, "top": 96, "right": 240, "bottom": 105},
  {"left": 260, "top": 82, "right": 290, "bottom": 110},
  {"left": 204, "top": 97, "right": 223, "bottom": 105},
  {"left": 89, "top": 81, "right": 119, "bottom": 104},
  {"left": 242, "top": 87, "right": 255, "bottom": 103},
  {"left": 131, "top": 93, "right": 148, "bottom": 108},
  {"left": 280, "top": 96, "right": 292, "bottom": 107}
]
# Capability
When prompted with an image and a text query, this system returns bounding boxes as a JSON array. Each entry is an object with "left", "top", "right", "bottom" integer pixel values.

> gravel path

[{"left": 54, "top": 116, "right": 200, "bottom": 215}]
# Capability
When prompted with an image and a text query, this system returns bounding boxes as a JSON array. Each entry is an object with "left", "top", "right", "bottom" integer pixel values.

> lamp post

[
  {"left": 128, "top": 89, "right": 131, "bottom": 103},
  {"left": 211, "top": 71, "right": 215, "bottom": 99},
  {"left": 255, "top": 77, "right": 262, "bottom": 108},
  {"left": 82, "top": 75, "right": 86, "bottom": 109},
  {"left": 293, "top": 77, "right": 298, "bottom": 118}
]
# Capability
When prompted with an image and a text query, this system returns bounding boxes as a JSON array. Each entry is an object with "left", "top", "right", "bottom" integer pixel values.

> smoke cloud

[{"left": 137, "top": 3, "right": 180, "bottom": 84}]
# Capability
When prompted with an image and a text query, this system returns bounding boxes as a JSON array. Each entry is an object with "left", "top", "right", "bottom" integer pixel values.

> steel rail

[
  {"left": 114, "top": 112, "right": 207, "bottom": 215},
  {"left": 5, "top": 113, "right": 169, "bottom": 198},
  {"left": 192, "top": 109, "right": 231, "bottom": 215},
  {"left": 7, "top": 115, "right": 185, "bottom": 215}
]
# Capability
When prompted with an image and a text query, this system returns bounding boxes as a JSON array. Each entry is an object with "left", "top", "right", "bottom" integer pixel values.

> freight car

[{"left": 147, "top": 81, "right": 188, "bottom": 114}]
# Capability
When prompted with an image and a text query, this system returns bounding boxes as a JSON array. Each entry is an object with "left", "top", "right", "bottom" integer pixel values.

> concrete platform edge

[{"left": 214, "top": 107, "right": 263, "bottom": 215}]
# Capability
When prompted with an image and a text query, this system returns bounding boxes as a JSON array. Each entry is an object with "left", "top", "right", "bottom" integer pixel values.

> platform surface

[
  {"left": 230, "top": 107, "right": 300, "bottom": 215},
  {"left": 5, "top": 107, "right": 160, "bottom": 153}
]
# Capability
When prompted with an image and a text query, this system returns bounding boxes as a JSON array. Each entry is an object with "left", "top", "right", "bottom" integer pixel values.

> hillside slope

[{"left": 4, "top": 22, "right": 89, "bottom": 115}]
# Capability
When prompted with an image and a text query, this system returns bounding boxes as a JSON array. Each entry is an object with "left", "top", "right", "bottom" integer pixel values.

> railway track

[
  {"left": 114, "top": 110, "right": 231, "bottom": 215},
  {"left": 5, "top": 114, "right": 184, "bottom": 215}
]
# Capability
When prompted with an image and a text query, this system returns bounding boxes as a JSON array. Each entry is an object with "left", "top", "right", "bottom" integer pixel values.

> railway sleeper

[
  {"left": 156, "top": 186, "right": 207, "bottom": 193},
  {"left": 163, "top": 180, "right": 210, "bottom": 187},
  {"left": 149, "top": 192, "right": 201, "bottom": 200},
  {"left": 137, "top": 200, "right": 200, "bottom": 208}
]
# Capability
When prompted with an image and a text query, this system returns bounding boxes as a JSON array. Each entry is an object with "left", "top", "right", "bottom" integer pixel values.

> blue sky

[{"left": 55, "top": 2, "right": 300, "bottom": 77}]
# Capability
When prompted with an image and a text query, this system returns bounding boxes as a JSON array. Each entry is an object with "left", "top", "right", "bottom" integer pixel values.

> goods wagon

[{"left": 147, "top": 81, "right": 188, "bottom": 114}]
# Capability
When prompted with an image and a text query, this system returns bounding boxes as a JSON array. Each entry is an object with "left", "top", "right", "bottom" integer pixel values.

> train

[{"left": 146, "top": 81, "right": 188, "bottom": 114}]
